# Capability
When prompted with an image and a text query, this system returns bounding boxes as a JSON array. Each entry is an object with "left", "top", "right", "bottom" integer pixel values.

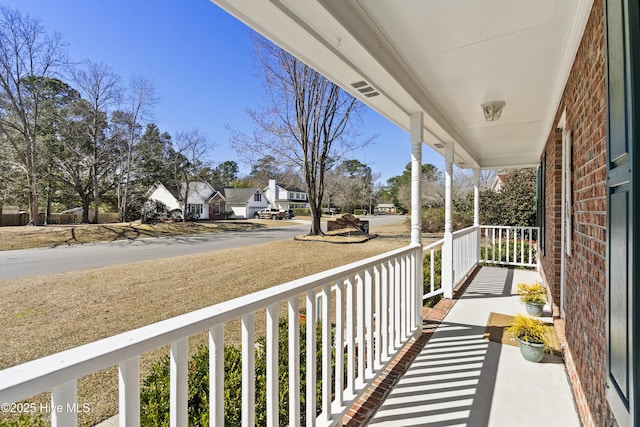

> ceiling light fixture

[{"left": 481, "top": 101, "right": 506, "bottom": 121}]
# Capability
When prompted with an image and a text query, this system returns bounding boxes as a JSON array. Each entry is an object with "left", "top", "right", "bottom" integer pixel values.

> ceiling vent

[
  {"left": 433, "top": 143, "right": 445, "bottom": 149},
  {"left": 351, "top": 80, "right": 379, "bottom": 98}
]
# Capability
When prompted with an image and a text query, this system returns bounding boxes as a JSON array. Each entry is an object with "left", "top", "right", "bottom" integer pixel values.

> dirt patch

[{"left": 294, "top": 228, "right": 376, "bottom": 243}]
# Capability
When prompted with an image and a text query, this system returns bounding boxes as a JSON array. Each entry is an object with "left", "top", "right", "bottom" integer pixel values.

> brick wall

[
  {"left": 540, "top": 131, "right": 562, "bottom": 315},
  {"left": 539, "top": 1, "right": 616, "bottom": 425}
]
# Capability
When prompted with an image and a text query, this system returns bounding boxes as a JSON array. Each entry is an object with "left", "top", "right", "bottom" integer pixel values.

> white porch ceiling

[{"left": 210, "top": 0, "right": 593, "bottom": 169}]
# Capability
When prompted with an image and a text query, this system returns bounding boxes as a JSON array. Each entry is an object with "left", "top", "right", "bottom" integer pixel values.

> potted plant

[
  {"left": 516, "top": 282, "right": 547, "bottom": 316},
  {"left": 506, "top": 314, "right": 549, "bottom": 363}
]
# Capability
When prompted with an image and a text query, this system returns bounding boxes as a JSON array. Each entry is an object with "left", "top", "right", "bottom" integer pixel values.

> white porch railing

[
  {"left": 422, "top": 238, "right": 444, "bottom": 300},
  {"left": 422, "top": 225, "right": 540, "bottom": 302},
  {"left": 452, "top": 226, "right": 480, "bottom": 287},
  {"left": 0, "top": 244, "right": 423, "bottom": 427},
  {"left": 479, "top": 225, "right": 539, "bottom": 268},
  {"left": 422, "top": 225, "right": 479, "bottom": 301}
]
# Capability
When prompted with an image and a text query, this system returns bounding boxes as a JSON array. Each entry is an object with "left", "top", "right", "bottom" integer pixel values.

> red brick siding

[
  {"left": 540, "top": 1, "right": 616, "bottom": 425},
  {"left": 540, "top": 131, "right": 562, "bottom": 315},
  {"left": 208, "top": 195, "right": 227, "bottom": 220}
]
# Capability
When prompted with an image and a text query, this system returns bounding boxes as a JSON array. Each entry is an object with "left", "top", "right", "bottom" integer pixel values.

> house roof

[
  {"left": 490, "top": 173, "right": 509, "bottom": 192},
  {"left": 181, "top": 182, "right": 216, "bottom": 201},
  {"left": 145, "top": 182, "right": 181, "bottom": 200},
  {"left": 205, "top": 191, "right": 226, "bottom": 203},
  {"left": 280, "top": 184, "right": 305, "bottom": 193},
  {"left": 221, "top": 187, "right": 262, "bottom": 204},
  {"left": 210, "top": 0, "right": 593, "bottom": 169},
  {"left": 146, "top": 181, "right": 216, "bottom": 202}
]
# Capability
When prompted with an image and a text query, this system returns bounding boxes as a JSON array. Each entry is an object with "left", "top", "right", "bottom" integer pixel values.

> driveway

[{"left": 0, "top": 215, "right": 406, "bottom": 281}]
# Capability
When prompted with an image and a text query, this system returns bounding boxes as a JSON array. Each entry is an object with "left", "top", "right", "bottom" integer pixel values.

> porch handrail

[
  {"left": 0, "top": 244, "right": 423, "bottom": 427},
  {"left": 479, "top": 225, "right": 539, "bottom": 267}
]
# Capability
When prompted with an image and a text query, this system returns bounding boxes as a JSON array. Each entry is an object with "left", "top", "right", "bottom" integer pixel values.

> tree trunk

[
  {"left": 92, "top": 163, "right": 100, "bottom": 224},
  {"left": 24, "top": 131, "right": 41, "bottom": 226},
  {"left": 44, "top": 186, "right": 52, "bottom": 225},
  {"left": 81, "top": 196, "right": 90, "bottom": 223},
  {"left": 311, "top": 209, "right": 322, "bottom": 235},
  {"left": 26, "top": 164, "right": 41, "bottom": 226}
]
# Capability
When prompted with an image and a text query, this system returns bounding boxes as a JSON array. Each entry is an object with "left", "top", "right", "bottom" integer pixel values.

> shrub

[
  {"left": 141, "top": 200, "right": 169, "bottom": 224},
  {"left": 140, "top": 319, "right": 334, "bottom": 427},
  {"left": 421, "top": 207, "right": 445, "bottom": 233},
  {"left": 515, "top": 282, "right": 546, "bottom": 304},
  {"left": 292, "top": 208, "right": 310, "bottom": 217},
  {"left": 506, "top": 314, "right": 548, "bottom": 346},
  {"left": 421, "top": 207, "right": 473, "bottom": 233},
  {"left": 0, "top": 415, "right": 46, "bottom": 427},
  {"left": 423, "top": 248, "right": 442, "bottom": 307},
  {"left": 353, "top": 209, "right": 367, "bottom": 216}
]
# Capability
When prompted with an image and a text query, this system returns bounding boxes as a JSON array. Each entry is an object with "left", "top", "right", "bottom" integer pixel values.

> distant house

[
  {"left": 263, "top": 179, "right": 310, "bottom": 211},
  {"left": 145, "top": 181, "right": 227, "bottom": 220},
  {"left": 220, "top": 187, "right": 268, "bottom": 219},
  {"left": 376, "top": 203, "right": 397, "bottom": 214},
  {"left": 490, "top": 173, "right": 508, "bottom": 192}
]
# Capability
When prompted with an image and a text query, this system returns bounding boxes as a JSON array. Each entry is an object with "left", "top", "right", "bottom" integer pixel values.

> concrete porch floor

[{"left": 362, "top": 266, "right": 580, "bottom": 426}]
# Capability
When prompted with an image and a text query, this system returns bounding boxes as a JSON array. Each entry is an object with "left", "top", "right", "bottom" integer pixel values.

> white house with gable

[
  {"left": 263, "top": 179, "right": 309, "bottom": 212},
  {"left": 220, "top": 187, "right": 268, "bottom": 219},
  {"left": 145, "top": 181, "right": 218, "bottom": 220}
]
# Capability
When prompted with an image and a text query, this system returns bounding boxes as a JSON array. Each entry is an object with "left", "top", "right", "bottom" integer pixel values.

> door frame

[{"left": 558, "top": 110, "right": 571, "bottom": 319}]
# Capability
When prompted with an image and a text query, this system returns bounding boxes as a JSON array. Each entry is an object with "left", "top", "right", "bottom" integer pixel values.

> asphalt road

[{"left": 0, "top": 215, "right": 406, "bottom": 281}]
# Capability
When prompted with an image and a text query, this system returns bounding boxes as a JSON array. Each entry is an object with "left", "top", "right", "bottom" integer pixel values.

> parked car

[{"left": 254, "top": 208, "right": 285, "bottom": 220}]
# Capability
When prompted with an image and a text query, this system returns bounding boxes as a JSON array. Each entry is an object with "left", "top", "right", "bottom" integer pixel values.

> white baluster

[
  {"left": 209, "top": 325, "right": 224, "bottom": 427},
  {"left": 288, "top": 297, "right": 300, "bottom": 427},
  {"left": 119, "top": 357, "right": 140, "bottom": 427},
  {"left": 266, "top": 303, "right": 279, "bottom": 427},
  {"left": 170, "top": 338, "right": 188, "bottom": 427},
  {"left": 242, "top": 314, "right": 255, "bottom": 427}
]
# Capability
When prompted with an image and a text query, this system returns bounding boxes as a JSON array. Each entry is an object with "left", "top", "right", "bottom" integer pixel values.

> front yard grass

[
  {"left": 0, "top": 219, "right": 293, "bottom": 251},
  {"left": 0, "top": 220, "right": 419, "bottom": 426}
]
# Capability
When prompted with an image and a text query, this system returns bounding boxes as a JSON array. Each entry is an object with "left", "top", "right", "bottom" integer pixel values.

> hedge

[{"left": 140, "top": 319, "right": 334, "bottom": 426}]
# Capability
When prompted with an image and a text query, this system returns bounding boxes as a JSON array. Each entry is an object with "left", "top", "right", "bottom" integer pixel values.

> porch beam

[
  {"left": 442, "top": 142, "right": 454, "bottom": 299},
  {"left": 410, "top": 112, "right": 423, "bottom": 245}
]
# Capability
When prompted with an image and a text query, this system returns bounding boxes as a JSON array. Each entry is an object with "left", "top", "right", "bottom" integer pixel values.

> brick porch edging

[
  {"left": 340, "top": 268, "right": 476, "bottom": 426},
  {"left": 551, "top": 308, "right": 595, "bottom": 426}
]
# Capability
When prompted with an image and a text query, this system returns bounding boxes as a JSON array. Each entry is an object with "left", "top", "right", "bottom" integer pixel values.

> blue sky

[{"left": 2, "top": 0, "right": 442, "bottom": 184}]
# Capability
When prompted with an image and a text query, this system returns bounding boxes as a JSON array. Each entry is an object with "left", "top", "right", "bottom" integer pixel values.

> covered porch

[
  {"left": 353, "top": 266, "right": 578, "bottom": 427},
  {"left": 0, "top": 1, "right": 602, "bottom": 426},
  {"left": 0, "top": 225, "right": 569, "bottom": 427}
]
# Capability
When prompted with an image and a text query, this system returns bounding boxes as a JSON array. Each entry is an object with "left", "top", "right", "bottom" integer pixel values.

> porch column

[
  {"left": 473, "top": 168, "right": 480, "bottom": 226},
  {"left": 442, "top": 142, "right": 454, "bottom": 299},
  {"left": 410, "top": 112, "right": 423, "bottom": 245},
  {"left": 473, "top": 168, "right": 481, "bottom": 262}
]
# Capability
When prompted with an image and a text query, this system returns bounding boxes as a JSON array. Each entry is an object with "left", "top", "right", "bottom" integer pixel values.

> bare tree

[
  {"left": 0, "top": 6, "right": 67, "bottom": 225},
  {"left": 70, "top": 61, "right": 122, "bottom": 223},
  {"left": 421, "top": 166, "right": 474, "bottom": 207},
  {"left": 115, "top": 75, "right": 157, "bottom": 222},
  {"left": 231, "top": 35, "right": 370, "bottom": 235},
  {"left": 479, "top": 169, "right": 498, "bottom": 190},
  {"left": 171, "top": 129, "right": 210, "bottom": 223}
]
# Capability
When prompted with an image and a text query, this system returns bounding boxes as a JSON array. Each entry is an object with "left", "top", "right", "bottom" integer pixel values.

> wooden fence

[{"left": 0, "top": 212, "right": 120, "bottom": 227}]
